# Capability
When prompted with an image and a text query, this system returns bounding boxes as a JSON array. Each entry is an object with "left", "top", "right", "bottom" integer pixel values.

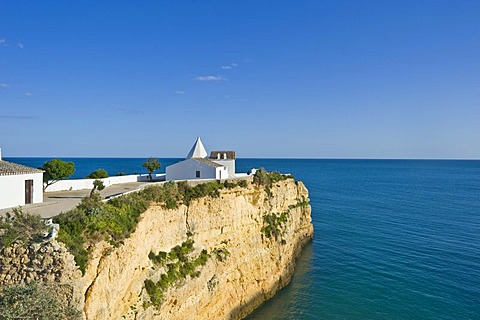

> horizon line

[{"left": 3, "top": 156, "right": 480, "bottom": 161}]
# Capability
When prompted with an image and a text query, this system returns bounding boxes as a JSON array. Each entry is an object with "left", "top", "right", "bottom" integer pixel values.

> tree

[
  {"left": 142, "top": 157, "right": 161, "bottom": 181},
  {"left": 90, "top": 179, "right": 105, "bottom": 197},
  {"left": 86, "top": 169, "right": 108, "bottom": 179},
  {"left": 42, "top": 159, "right": 75, "bottom": 191}
]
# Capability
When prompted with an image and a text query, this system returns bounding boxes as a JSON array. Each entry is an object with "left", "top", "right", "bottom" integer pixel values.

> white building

[
  {"left": 166, "top": 137, "right": 236, "bottom": 181},
  {"left": 0, "top": 148, "right": 44, "bottom": 210},
  {"left": 208, "top": 150, "right": 236, "bottom": 177}
]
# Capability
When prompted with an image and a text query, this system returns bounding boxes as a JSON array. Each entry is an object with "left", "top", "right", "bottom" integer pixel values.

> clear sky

[{"left": 1, "top": 1, "right": 480, "bottom": 158}]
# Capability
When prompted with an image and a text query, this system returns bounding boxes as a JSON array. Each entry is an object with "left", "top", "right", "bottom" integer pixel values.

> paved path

[{"left": 0, "top": 181, "right": 157, "bottom": 218}]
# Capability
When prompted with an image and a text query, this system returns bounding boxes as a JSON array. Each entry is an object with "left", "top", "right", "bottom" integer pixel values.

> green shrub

[
  {"left": 144, "top": 279, "right": 164, "bottom": 308},
  {"left": 0, "top": 282, "right": 81, "bottom": 319},
  {"left": 149, "top": 251, "right": 167, "bottom": 266},
  {"left": 177, "top": 181, "right": 223, "bottom": 205},
  {"left": 212, "top": 247, "right": 230, "bottom": 262},
  {"left": 0, "top": 209, "right": 47, "bottom": 249},
  {"left": 262, "top": 211, "right": 289, "bottom": 240},
  {"left": 86, "top": 169, "right": 108, "bottom": 179},
  {"left": 289, "top": 200, "right": 310, "bottom": 209},
  {"left": 238, "top": 180, "right": 248, "bottom": 188},
  {"left": 223, "top": 181, "right": 237, "bottom": 189},
  {"left": 253, "top": 168, "right": 294, "bottom": 197},
  {"left": 144, "top": 239, "right": 211, "bottom": 309},
  {"left": 164, "top": 198, "right": 177, "bottom": 210},
  {"left": 77, "top": 193, "right": 104, "bottom": 215}
]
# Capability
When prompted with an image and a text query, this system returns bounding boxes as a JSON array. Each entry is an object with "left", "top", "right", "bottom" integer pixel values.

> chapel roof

[
  {"left": 192, "top": 158, "right": 224, "bottom": 168},
  {"left": 0, "top": 160, "right": 44, "bottom": 176},
  {"left": 186, "top": 137, "right": 208, "bottom": 159}
]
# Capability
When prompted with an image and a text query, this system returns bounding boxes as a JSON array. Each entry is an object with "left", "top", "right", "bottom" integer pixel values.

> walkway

[{"left": 0, "top": 181, "right": 155, "bottom": 218}]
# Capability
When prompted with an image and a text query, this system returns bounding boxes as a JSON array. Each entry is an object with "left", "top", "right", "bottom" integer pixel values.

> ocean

[{"left": 6, "top": 158, "right": 480, "bottom": 319}]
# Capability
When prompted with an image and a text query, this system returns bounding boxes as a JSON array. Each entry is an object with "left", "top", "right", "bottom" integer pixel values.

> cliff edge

[{"left": 1, "top": 176, "right": 313, "bottom": 319}]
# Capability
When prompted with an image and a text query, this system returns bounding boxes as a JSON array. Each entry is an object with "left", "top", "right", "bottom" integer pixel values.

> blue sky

[{"left": 1, "top": 1, "right": 480, "bottom": 158}]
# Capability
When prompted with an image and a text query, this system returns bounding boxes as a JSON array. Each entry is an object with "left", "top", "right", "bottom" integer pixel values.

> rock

[
  {"left": 29, "top": 243, "right": 41, "bottom": 252},
  {"left": 0, "top": 179, "right": 313, "bottom": 320},
  {"left": 21, "top": 254, "right": 30, "bottom": 264},
  {"left": 51, "top": 241, "right": 61, "bottom": 251},
  {"left": 81, "top": 179, "right": 313, "bottom": 320}
]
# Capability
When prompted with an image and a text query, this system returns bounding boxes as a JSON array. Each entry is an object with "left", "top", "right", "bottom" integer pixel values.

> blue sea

[{"left": 6, "top": 158, "right": 480, "bottom": 319}]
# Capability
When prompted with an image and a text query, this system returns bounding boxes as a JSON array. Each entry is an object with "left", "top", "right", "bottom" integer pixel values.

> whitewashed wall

[
  {"left": 0, "top": 173, "right": 43, "bottom": 210},
  {"left": 212, "top": 159, "right": 235, "bottom": 177},
  {"left": 166, "top": 159, "right": 221, "bottom": 181},
  {"left": 217, "top": 167, "right": 229, "bottom": 179},
  {"left": 44, "top": 174, "right": 165, "bottom": 192}
]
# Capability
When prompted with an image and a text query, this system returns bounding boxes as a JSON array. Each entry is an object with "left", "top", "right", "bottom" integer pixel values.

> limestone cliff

[{"left": 1, "top": 178, "right": 313, "bottom": 319}]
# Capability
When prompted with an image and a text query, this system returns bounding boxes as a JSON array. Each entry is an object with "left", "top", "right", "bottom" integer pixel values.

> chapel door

[{"left": 25, "top": 180, "right": 33, "bottom": 204}]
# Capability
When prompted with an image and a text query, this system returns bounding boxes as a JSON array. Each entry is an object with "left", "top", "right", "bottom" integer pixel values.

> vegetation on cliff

[
  {"left": 144, "top": 240, "right": 230, "bottom": 309},
  {"left": 145, "top": 238, "right": 210, "bottom": 309},
  {"left": 253, "top": 168, "right": 294, "bottom": 196},
  {"left": 0, "top": 282, "right": 81, "bottom": 320},
  {"left": 0, "top": 209, "right": 47, "bottom": 249},
  {"left": 262, "top": 211, "right": 289, "bottom": 240},
  {"left": 53, "top": 179, "right": 248, "bottom": 274},
  {"left": 261, "top": 198, "right": 310, "bottom": 242}
]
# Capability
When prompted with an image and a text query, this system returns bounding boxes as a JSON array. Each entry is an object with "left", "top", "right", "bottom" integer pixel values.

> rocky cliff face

[
  {"left": 0, "top": 241, "right": 81, "bottom": 286},
  {"left": 1, "top": 178, "right": 313, "bottom": 319}
]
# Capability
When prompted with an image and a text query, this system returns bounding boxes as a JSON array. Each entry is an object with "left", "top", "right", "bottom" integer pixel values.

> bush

[
  {"left": 77, "top": 193, "right": 104, "bottom": 215},
  {"left": 262, "top": 211, "right": 289, "bottom": 240},
  {"left": 238, "top": 180, "right": 248, "bottom": 188},
  {"left": 212, "top": 247, "right": 230, "bottom": 262},
  {"left": 86, "top": 169, "right": 108, "bottom": 179},
  {"left": 0, "top": 209, "right": 47, "bottom": 249},
  {"left": 253, "top": 168, "right": 294, "bottom": 197},
  {"left": 177, "top": 181, "right": 223, "bottom": 205},
  {"left": 144, "top": 239, "right": 211, "bottom": 309},
  {"left": 54, "top": 191, "right": 147, "bottom": 274},
  {"left": 0, "top": 282, "right": 81, "bottom": 319}
]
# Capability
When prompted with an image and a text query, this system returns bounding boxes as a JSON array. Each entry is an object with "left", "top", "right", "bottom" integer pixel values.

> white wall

[
  {"left": 0, "top": 173, "right": 43, "bottom": 210},
  {"left": 44, "top": 174, "right": 165, "bottom": 192},
  {"left": 217, "top": 167, "right": 229, "bottom": 180},
  {"left": 212, "top": 159, "right": 235, "bottom": 177},
  {"left": 166, "top": 159, "right": 219, "bottom": 181}
]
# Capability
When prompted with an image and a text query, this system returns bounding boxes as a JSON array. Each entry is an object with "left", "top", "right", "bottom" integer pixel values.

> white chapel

[{"left": 166, "top": 137, "right": 236, "bottom": 181}]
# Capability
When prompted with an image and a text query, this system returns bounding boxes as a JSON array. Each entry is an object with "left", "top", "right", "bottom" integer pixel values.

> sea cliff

[{"left": 1, "top": 176, "right": 313, "bottom": 319}]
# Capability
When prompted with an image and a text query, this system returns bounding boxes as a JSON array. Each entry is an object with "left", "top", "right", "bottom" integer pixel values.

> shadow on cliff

[{"left": 228, "top": 240, "right": 314, "bottom": 320}]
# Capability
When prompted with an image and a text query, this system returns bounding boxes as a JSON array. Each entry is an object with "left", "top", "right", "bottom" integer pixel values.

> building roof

[
  {"left": 192, "top": 158, "right": 224, "bottom": 168},
  {"left": 186, "top": 137, "right": 208, "bottom": 159},
  {"left": 0, "top": 160, "right": 44, "bottom": 176},
  {"left": 209, "top": 151, "right": 236, "bottom": 160}
]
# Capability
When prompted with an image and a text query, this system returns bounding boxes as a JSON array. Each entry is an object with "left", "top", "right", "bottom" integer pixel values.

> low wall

[{"left": 44, "top": 174, "right": 166, "bottom": 192}]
